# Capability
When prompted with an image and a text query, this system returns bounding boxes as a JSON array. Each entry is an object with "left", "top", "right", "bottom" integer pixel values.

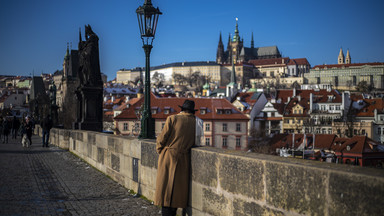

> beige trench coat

[{"left": 154, "top": 112, "right": 196, "bottom": 208}]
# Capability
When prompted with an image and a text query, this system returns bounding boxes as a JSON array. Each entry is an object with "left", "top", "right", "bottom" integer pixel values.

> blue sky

[{"left": 0, "top": 0, "right": 383, "bottom": 81}]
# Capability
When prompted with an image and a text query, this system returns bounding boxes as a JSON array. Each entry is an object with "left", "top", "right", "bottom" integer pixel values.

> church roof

[{"left": 241, "top": 46, "right": 281, "bottom": 58}]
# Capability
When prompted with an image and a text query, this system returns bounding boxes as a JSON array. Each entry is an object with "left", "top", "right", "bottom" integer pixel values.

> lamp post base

[{"left": 138, "top": 113, "right": 156, "bottom": 139}]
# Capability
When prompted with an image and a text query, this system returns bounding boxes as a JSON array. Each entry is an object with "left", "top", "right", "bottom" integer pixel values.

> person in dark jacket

[
  {"left": 25, "top": 116, "right": 33, "bottom": 146},
  {"left": 41, "top": 115, "right": 53, "bottom": 147},
  {"left": 11, "top": 116, "right": 20, "bottom": 139},
  {"left": 2, "top": 118, "right": 10, "bottom": 144}
]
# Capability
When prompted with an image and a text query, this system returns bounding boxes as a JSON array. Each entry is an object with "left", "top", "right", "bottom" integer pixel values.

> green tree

[{"left": 355, "top": 81, "right": 373, "bottom": 93}]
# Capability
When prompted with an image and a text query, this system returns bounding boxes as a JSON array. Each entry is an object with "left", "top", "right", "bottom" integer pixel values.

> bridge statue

[{"left": 73, "top": 24, "right": 103, "bottom": 132}]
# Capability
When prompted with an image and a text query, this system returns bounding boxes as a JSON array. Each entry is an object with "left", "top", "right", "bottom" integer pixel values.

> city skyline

[{"left": 0, "top": 0, "right": 383, "bottom": 81}]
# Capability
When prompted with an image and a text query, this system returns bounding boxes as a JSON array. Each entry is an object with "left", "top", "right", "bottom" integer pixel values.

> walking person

[
  {"left": 11, "top": 116, "right": 20, "bottom": 139},
  {"left": 154, "top": 100, "right": 197, "bottom": 216},
  {"left": 20, "top": 122, "right": 29, "bottom": 148},
  {"left": 40, "top": 114, "right": 53, "bottom": 147},
  {"left": 2, "top": 118, "right": 10, "bottom": 144},
  {"left": 25, "top": 116, "right": 33, "bottom": 146}
]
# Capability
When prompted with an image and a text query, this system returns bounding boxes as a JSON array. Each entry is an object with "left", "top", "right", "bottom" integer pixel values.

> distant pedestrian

[
  {"left": 154, "top": 100, "right": 197, "bottom": 216},
  {"left": 11, "top": 116, "right": 20, "bottom": 139},
  {"left": 25, "top": 116, "right": 33, "bottom": 146},
  {"left": 2, "top": 118, "right": 10, "bottom": 144},
  {"left": 40, "top": 114, "right": 53, "bottom": 147},
  {"left": 20, "top": 122, "right": 29, "bottom": 148}
]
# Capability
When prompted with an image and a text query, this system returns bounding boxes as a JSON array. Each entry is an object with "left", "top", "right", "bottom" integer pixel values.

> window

[
  {"left": 328, "top": 129, "right": 332, "bottom": 134},
  {"left": 284, "top": 119, "right": 289, "bottom": 123},
  {"left": 200, "top": 109, "right": 206, "bottom": 114},
  {"left": 123, "top": 123, "right": 128, "bottom": 131},
  {"left": 337, "top": 129, "right": 341, "bottom": 134},
  {"left": 379, "top": 128, "right": 382, "bottom": 135},
  {"left": 336, "top": 106, "right": 341, "bottom": 110},
  {"left": 164, "top": 109, "right": 169, "bottom": 114},
  {"left": 316, "top": 128, "right": 320, "bottom": 134},
  {"left": 271, "top": 112, "right": 275, "bottom": 117},
  {"left": 205, "top": 138, "right": 210, "bottom": 146},
  {"left": 205, "top": 123, "right": 210, "bottom": 131},
  {"left": 222, "top": 137, "right": 227, "bottom": 147},
  {"left": 236, "top": 137, "right": 241, "bottom": 147},
  {"left": 362, "top": 129, "right": 366, "bottom": 135},
  {"left": 322, "top": 128, "right": 326, "bottom": 134},
  {"left": 294, "top": 110, "right": 297, "bottom": 114},
  {"left": 225, "top": 109, "right": 232, "bottom": 114},
  {"left": 151, "top": 109, "right": 157, "bottom": 114},
  {"left": 299, "top": 110, "right": 302, "bottom": 114},
  {"left": 223, "top": 123, "right": 228, "bottom": 132},
  {"left": 330, "top": 106, "right": 334, "bottom": 110},
  {"left": 236, "top": 123, "right": 241, "bottom": 132},
  {"left": 354, "top": 129, "right": 358, "bottom": 135}
]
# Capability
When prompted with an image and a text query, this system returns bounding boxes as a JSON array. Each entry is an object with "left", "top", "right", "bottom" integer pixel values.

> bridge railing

[{"left": 38, "top": 127, "right": 384, "bottom": 216}]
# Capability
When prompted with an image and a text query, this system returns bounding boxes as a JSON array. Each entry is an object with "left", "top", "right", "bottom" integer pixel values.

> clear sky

[{"left": 0, "top": 0, "right": 383, "bottom": 81}]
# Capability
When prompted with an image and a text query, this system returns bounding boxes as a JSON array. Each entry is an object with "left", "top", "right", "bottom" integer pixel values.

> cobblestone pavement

[{"left": 0, "top": 135, "right": 161, "bottom": 216}]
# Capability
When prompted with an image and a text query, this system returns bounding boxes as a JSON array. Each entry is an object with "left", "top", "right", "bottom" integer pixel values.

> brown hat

[{"left": 178, "top": 100, "right": 198, "bottom": 112}]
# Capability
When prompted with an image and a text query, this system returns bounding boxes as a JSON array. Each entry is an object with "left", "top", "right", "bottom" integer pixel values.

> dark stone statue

[
  {"left": 73, "top": 25, "right": 103, "bottom": 132},
  {"left": 78, "top": 25, "right": 103, "bottom": 87}
]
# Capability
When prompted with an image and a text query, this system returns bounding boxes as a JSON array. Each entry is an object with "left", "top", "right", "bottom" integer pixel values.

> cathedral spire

[
  {"left": 216, "top": 32, "right": 225, "bottom": 64},
  {"left": 251, "top": 32, "right": 254, "bottom": 49},
  {"left": 233, "top": 17, "right": 240, "bottom": 42},
  {"left": 338, "top": 47, "right": 345, "bottom": 64}
]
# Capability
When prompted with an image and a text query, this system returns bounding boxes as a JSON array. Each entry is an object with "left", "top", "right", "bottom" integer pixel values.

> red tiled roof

[
  {"left": 332, "top": 136, "right": 380, "bottom": 154},
  {"left": 313, "top": 62, "right": 384, "bottom": 69},
  {"left": 271, "top": 134, "right": 337, "bottom": 150},
  {"left": 288, "top": 58, "right": 310, "bottom": 66},
  {"left": 249, "top": 57, "right": 290, "bottom": 66},
  {"left": 355, "top": 99, "right": 384, "bottom": 117},
  {"left": 114, "top": 93, "right": 249, "bottom": 121},
  {"left": 275, "top": 89, "right": 342, "bottom": 104}
]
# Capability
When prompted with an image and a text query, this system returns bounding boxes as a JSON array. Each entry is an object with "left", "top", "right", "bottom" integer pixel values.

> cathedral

[{"left": 216, "top": 19, "right": 282, "bottom": 64}]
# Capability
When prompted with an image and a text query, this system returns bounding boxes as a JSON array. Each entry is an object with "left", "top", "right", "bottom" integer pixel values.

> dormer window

[
  {"left": 200, "top": 107, "right": 207, "bottom": 114},
  {"left": 216, "top": 107, "right": 223, "bottom": 114},
  {"left": 225, "top": 109, "right": 232, "bottom": 114},
  {"left": 164, "top": 106, "right": 170, "bottom": 114},
  {"left": 151, "top": 107, "right": 158, "bottom": 114}
]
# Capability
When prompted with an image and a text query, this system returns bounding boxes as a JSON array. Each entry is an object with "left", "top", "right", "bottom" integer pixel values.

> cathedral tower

[{"left": 338, "top": 48, "right": 345, "bottom": 64}]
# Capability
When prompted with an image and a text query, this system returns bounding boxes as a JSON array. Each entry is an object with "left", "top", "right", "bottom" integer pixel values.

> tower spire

[
  {"left": 338, "top": 47, "right": 345, "bottom": 64},
  {"left": 216, "top": 32, "right": 225, "bottom": 64},
  {"left": 345, "top": 49, "right": 351, "bottom": 64},
  {"left": 251, "top": 32, "right": 254, "bottom": 49},
  {"left": 233, "top": 17, "right": 240, "bottom": 42}
]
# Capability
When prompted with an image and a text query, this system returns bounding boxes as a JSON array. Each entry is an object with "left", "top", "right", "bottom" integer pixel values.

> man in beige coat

[{"left": 154, "top": 100, "right": 197, "bottom": 216}]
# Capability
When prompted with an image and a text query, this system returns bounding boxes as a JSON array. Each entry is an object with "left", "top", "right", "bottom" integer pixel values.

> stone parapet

[{"left": 45, "top": 127, "right": 384, "bottom": 216}]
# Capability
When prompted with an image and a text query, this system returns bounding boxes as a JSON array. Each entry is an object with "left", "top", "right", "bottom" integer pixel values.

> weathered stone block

[
  {"left": 141, "top": 141, "right": 158, "bottom": 169},
  {"left": 219, "top": 156, "right": 264, "bottom": 200},
  {"left": 202, "top": 188, "right": 230, "bottom": 216},
  {"left": 88, "top": 133, "right": 96, "bottom": 145},
  {"left": 328, "top": 172, "right": 384, "bottom": 216},
  {"left": 265, "top": 162, "right": 327, "bottom": 215},
  {"left": 233, "top": 198, "right": 284, "bottom": 216},
  {"left": 191, "top": 149, "right": 217, "bottom": 187},
  {"left": 86, "top": 143, "right": 93, "bottom": 158},
  {"left": 111, "top": 153, "right": 120, "bottom": 172},
  {"left": 97, "top": 147, "right": 104, "bottom": 164}
]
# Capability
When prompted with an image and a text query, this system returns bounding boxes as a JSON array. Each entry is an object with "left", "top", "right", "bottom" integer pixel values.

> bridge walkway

[{"left": 0, "top": 134, "right": 160, "bottom": 216}]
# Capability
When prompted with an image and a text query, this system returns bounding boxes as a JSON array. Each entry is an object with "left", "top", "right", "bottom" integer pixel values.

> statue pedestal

[{"left": 73, "top": 86, "right": 103, "bottom": 132}]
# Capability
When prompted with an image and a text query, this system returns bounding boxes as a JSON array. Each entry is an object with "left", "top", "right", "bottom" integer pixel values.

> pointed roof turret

[
  {"left": 64, "top": 43, "right": 70, "bottom": 61},
  {"left": 216, "top": 32, "right": 225, "bottom": 64},
  {"left": 345, "top": 49, "right": 351, "bottom": 64},
  {"left": 338, "top": 47, "right": 345, "bottom": 64},
  {"left": 230, "top": 60, "right": 237, "bottom": 85},
  {"left": 251, "top": 32, "right": 254, "bottom": 49}
]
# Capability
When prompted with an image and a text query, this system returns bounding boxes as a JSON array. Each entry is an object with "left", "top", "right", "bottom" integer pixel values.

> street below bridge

[{"left": 0, "top": 134, "right": 160, "bottom": 216}]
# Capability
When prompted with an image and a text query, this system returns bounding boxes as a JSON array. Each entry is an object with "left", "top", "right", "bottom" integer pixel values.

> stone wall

[{"left": 44, "top": 127, "right": 384, "bottom": 216}]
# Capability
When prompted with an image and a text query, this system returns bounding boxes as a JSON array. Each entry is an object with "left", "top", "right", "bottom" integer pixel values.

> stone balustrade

[{"left": 38, "top": 127, "right": 384, "bottom": 216}]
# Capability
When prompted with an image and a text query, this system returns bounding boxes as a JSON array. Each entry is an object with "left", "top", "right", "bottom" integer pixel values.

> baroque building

[{"left": 305, "top": 49, "right": 384, "bottom": 90}]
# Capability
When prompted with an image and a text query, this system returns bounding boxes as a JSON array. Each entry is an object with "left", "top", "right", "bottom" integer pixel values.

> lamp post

[{"left": 136, "top": 0, "right": 162, "bottom": 139}]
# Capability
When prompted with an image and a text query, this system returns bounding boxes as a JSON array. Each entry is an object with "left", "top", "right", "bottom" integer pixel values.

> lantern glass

[{"left": 136, "top": 0, "right": 162, "bottom": 45}]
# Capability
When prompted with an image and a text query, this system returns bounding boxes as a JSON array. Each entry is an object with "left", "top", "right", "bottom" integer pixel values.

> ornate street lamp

[{"left": 136, "top": 0, "right": 162, "bottom": 139}]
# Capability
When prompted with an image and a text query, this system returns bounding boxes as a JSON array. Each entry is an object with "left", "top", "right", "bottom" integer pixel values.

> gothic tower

[
  {"left": 345, "top": 49, "right": 351, "bottom": 64},
  {"left": 229, "top": 18, "right": 243, "bottom": 63},
  {"left": 338, "top": 48, "right": 345, "bottom": 64},
  {"left": 63, "top": 44, "right": 70, "bottom": 77},
  {"left": 216, "top": 32, "right": 225, "bottom": 64}
]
